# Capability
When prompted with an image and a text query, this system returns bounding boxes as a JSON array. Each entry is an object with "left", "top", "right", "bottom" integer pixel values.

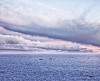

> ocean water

[{"left": 0, "top": 54, "right": 100, "bottom": 81}]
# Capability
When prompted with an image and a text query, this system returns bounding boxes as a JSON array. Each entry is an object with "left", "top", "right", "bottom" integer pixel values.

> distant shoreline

[{"left": 0, "top": 50, "right": 100, "bottom": 55}]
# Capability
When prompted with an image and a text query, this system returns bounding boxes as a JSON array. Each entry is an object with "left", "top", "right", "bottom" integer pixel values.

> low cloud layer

[
  {"left": 0, "top": 0, "right": 100, "bottom": 48},
  {"left": 0, "top": 34, "right": 94, "bottom": 53},
  {"left": 0, "top": 19, "right": 100, "bottom": 47},
  {"left": 0, "top": 25, "right": 99, "bottom": 52}
]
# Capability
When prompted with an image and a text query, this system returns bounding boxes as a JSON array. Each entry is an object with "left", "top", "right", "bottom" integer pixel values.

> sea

[{"left": 0, "top": 54, "right": 100, "bottom": 81}]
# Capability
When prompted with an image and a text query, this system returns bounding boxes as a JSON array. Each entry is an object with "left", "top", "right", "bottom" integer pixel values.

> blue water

[{"left": 0, "top": 54, "right": 100, "bottom": 81}]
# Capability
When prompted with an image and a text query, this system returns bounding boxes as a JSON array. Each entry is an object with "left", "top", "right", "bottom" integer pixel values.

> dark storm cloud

[{"left": 0, "top": 20, "right": 100, "bottom": 46}]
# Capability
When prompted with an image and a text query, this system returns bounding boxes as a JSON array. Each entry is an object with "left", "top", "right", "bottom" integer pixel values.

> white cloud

[
  {"left": 0, "top": 0, "right": 74, "bottom": 26},
  {"left": 0, "top": 34, "right": 95, "bottom": 53},
  {"left": 0, "top": 34, "right": 33, "bottom": 46}
]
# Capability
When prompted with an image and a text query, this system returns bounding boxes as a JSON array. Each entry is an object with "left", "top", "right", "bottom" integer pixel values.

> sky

[{"left": 0, "top": 0, "right": 100, "bottom": 53}]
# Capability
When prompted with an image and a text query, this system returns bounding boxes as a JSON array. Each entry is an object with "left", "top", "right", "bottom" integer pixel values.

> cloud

[
  {"left": 0, "top": 0, "right": 100, "bottom": 47},
  {"left": 0, "top": 26, "right": 99, "bottom": 52},
  {"left": 1, "top": 20, "right": 100, "bottom": 46},
  {"left": 0, "top": 0, "right": 73, "bottom": 26},
  {"left": 0, "top": 34, "right": 33, "bottom": 45},
  {"left": 0, "top": 34, "right": 94, "bottom": 52}
]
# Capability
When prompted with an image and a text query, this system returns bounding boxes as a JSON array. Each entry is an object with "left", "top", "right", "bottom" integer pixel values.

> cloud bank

[
  {"left": 0, "top": 19, "right": 100, "bottom": 47},
  {"left": 0, "top": 34, "right": 93, "bottom": 53},
  {"left": 0, "top": 0, "right": 100, "bottom": 49}
]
